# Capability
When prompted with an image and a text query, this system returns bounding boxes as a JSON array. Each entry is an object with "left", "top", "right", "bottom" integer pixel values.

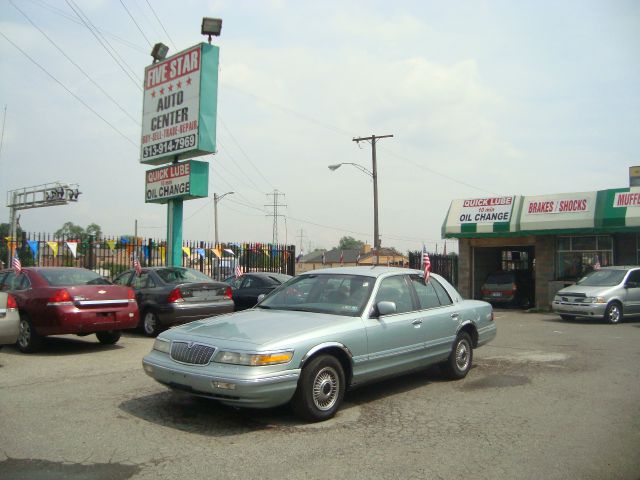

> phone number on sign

[{"left": 142, "top": 134, "right": 196, "bottom": 158}]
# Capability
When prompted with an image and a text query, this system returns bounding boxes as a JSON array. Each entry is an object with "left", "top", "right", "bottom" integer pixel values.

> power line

[
  {"left": 9, "top": 0, "right": 138, "bottom": 124},
  {"left": 119, "top": 0, "right": 152, "bottom": 47},
  {"left": 0, "top": 30, "right": 137, "bottom": 148},
  {"left": 65, "top": 0, "right": 142, "bottom": 91},
  {"left": 144, "top": 0, "right": 176, "bottom": 51}
]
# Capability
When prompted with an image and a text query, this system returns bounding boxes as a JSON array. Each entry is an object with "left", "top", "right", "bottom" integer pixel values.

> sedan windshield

[
  {"left": 258, "top": 273, "right": 375, "bottom": 317},
  {"left": 156, "top": 268, "right": 213, "bottom": 285},
  {"left": 576, "top": 269, "right": 627, "bottom": 287},
  {"left": 39, "top": 268, "right": 111, "bottom": 286}
]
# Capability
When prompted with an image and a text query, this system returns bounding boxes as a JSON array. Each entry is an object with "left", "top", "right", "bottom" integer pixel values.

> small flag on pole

[
  {"left": 235, "top": 264, "right": 243, "bottom": 278},
  {"left": 322, "top": 251, "right": 326, "bottom": 265},
  {"left": 356, "top": 253, "right": 361, "bottom": 265},
  {"left": 340, "top": 250, "right": 344, "bottom": 265},
  {"left": 422, "top": 245, "right": 431, "bottom": 283},
  {"left": 12, "top": 254, "right": 21, "bottom": 274},
  {"left": 594, "top": 255, "right": 601, "bottom": 270}
]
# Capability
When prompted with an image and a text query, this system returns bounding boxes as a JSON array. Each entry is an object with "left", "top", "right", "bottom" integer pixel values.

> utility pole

[
  {"left": 352, "top": 134, "right": 393, "bottom": 265},
  {"left": 265, "top": 190, "right": 287, "bottom": 244},
  {"left": 297, "top": 228, "right": 307, "bottom": 254}
]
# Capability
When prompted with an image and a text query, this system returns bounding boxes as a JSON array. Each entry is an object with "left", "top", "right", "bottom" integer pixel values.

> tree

[
  {"left": 338, "top": 236, "right": 364, "bottom": 251},
  {"left": 54, "top": 222, "right": 103, "bottom": 239},
  {"left": 86, "top": 223, "right": 102, "bottom": 239}
]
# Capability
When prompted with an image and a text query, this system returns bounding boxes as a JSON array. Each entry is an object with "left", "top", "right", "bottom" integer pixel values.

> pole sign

[
  {"left": 140, "top": 43, "right": 219, "bottom": 165},
  {"left": 145, "top": 160, "right": 209, "bottom": 204}
]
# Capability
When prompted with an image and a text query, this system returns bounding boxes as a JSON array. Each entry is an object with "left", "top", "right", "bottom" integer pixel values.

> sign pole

[{"left": 166, "top": 198, "right": 183, "bottom": 266}]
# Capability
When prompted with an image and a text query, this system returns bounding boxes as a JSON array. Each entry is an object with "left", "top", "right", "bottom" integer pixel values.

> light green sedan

[{"left": 143, "top": 267, "right": 496, "bottom": 422}]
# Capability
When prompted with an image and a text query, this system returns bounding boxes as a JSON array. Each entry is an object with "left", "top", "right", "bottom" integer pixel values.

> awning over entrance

[{"left": 442, "top": 187, "right": 640, "bottom": 238}]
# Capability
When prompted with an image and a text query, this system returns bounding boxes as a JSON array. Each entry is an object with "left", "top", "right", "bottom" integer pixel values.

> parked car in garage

[
  {"left": 0, "top": 267, "right": 139, "bottom": 353},
  {"left": 552, "top": 265, "right": 640, "bottom": 324},
  {"left": 480, "top": 270, "right": 532, "bottom": 308},
  {"left": 114, "top": 267, "right": 234, "bottom": 336},
  {"left": 224, "top": 272, "right": 292, "bottom": 311},
  {"left": 0, "top": 292, "right": 20, "bottom": 347},
  {"left": 143, "top": 266, "right": 496, "bottom": 422}
]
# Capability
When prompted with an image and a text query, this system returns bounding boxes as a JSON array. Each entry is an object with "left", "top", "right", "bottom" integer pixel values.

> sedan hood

[{"left": 167, "top": 308, "right": 353, "bottom": 349}]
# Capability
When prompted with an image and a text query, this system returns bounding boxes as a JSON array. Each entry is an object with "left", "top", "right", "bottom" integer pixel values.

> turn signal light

[
  {"left": 167, "top": 288, "right": 184, "bottom": 303},
  {"left": 6, "top": 294, "right": 17, "bottom": 310}
]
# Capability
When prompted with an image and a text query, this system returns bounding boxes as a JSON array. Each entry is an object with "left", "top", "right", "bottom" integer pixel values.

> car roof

[
  {"left": 303, "top": 266, "right": 423, "bottom": 278},
  {"left": 597, "top": 266, "right": 640, "bottom": 271}
]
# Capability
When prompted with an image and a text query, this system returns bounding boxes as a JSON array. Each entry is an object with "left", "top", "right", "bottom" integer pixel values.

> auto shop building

[{"left": 442, "top": 186, "right": 640, "bottom": 309}]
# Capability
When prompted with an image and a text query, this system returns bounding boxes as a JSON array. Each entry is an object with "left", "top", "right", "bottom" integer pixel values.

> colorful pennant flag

[
  {"left": 47, "top": 241, "right": 59, "bottom": 256},
  {"left": 106, "top": 240, "right": 116, "bottom": 251},
  {"left": 27, "top": 240, "right": 39, "bottom": 258},
  {"left": 182, "top": 247, "right": 191, "bottom": 257},
  {"left": 66, "top": 241, "right": 78, "bottom": 258}
]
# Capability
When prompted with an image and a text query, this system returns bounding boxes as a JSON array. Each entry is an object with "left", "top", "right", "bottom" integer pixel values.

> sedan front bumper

[{"left": 142, "top": 351, "right": 300, "bottom": 409}]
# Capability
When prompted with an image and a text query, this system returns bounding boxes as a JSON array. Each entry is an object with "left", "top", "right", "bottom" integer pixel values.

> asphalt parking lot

[{"left": 1, "top": 310, "right": 639, "bottom": 480}]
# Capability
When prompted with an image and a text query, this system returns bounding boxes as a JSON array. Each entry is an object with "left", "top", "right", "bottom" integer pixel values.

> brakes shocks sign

[
  {"left": 140, "top": 43, "right": 219, "bottom": 165},
  {"left": 144, "top": 160, "right": 208, "bottom": 204}
]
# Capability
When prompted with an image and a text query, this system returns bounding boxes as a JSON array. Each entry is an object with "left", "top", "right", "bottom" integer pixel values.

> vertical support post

[
  {"left": 166, "top": 198, "right": 183, "bottom": 267},
  {"left": 371, "top": 135, "right": 379, "bottom": 266}
]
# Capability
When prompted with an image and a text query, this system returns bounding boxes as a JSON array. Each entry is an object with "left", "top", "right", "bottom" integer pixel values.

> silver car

[
  {"left": 552, "top": 266, "right": 640, "bottom": 324},
  {"left": 143, "top": 267, "right": 496, "bottom": 422},
  {"left": 0, "top": 292, "right": 20, "bottom": 346}
]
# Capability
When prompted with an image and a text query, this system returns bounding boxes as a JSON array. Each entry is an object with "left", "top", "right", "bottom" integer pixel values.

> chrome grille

[{"left": 170, "top": 342, "right": 216, "bottom": 365}]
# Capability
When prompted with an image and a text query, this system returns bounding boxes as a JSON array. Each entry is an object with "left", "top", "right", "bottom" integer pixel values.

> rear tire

[
  {"left": 16, "top": 314, "right": 44, "bottom": 353},
  {"left": 142, "top": 311, "right": 161, "bottom": 337},
  {"left": 96, "top": 331, "right": 121, "bottom": 345},
  {"left": 442, "top": 332, "right": 473, "bottom": 380},
  {"left": 560, "top": 314, "right": 575, "bottom": 321},
  {"left": 292, "top": 355, "right": 345, "bottom": 422},
  {"left": 605, "top": 302, "right": 622, "bottom": 324}
]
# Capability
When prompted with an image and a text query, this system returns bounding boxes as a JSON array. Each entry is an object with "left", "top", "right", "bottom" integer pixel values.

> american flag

[
  {"left": 422, "top": 245, "right": 431, "bottom": 283},
  {"left": 322, "top": 251, "right": 326, "bottom": 265},
  {"left": 235, "top": 264, "right": 243, "bottom": 278},
  {"left": 594, "top": 255, "right": 601, "bottom": 270},
  {"left": 356, "top": 253, "right": 361, "bottom": 265},
  {"left": 133, "top": 254, "right": 141, "bottom": 276},
  {"left": 12, "top": 254, "right": 21, "bottom": 274},
  {"left": 340, "top": 250, "right": 344, "bottom": 265}
]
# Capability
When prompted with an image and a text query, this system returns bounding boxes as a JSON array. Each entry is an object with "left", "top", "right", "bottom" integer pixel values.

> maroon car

[{"left": 0, "top": 267, "right": 139, "bottom": 353}]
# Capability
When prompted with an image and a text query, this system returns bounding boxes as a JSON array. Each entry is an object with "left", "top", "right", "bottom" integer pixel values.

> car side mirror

[
  {"left": 257, "top": 294, "right": 266, "bottom": 302},
  {"left": 376, "top": 301, "right": 397, "bottom": 316}
]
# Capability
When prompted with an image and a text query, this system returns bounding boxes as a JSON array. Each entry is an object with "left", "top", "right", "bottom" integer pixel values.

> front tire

[
  {"left": 605, "top": 302, "right": 622, "bottom": 324},
  {"left": 16, "top": 314, "right": 44, "bottom": 353},
  {"left": 442, "top": 332, "right": 473, "bottom": 380},
  {"left": 142, "top": 311, "right": 161, "bottom": 337},
  {"left": 292, "top": 355, "right": 345, "bottom": 422},
  {"left": 96, "top": 331, "right": 121, "bottom": 345}
]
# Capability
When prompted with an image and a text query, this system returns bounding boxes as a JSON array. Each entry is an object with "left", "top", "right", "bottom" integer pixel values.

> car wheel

[
  {"left": 605, "top": 302, "right": 623, "bottom": 324},
  {"left": 16, "top": 314, "right": 43, "bottom": 353},
  {"left": 142, "top": 311, "right": 161, "bottom": 337},
  {"left": 96, "top": 331, "right": 121, "bottom": 345},
  {"left": 560, "top": 314, "right": 575, "bottom": 321},
  {"left": 442, "top": 332, "right": 473, "bottom": 380},
  {"left": 292, "top": 354, "right": 345, "bottom": 422}
]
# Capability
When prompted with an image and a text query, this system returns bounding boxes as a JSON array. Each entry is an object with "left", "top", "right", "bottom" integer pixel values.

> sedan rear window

[
  {"left": 39, "top": 269, "right": 111, "bottom": 286},
  {"left": 156, "top": 268, "right": 213, "bottom": 284}
]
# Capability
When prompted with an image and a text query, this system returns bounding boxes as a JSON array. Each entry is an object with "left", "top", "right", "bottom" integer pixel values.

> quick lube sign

[
  {"left": 145, "top": 160, "right": 208, "bottom": 204},
  {"left": 140, "top": 43, "right": 219, "bottom": 165}
]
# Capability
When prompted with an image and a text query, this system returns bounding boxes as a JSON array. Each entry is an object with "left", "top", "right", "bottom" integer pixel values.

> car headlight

[
  {"left": 214, "top": 350, "right": 294, "bottom": 366},
  {"left": 153, "top": 338, "right": 171, "bottom": 354},
  {"left": 584, "top": 296, "right": 606, "bottom": 304}
]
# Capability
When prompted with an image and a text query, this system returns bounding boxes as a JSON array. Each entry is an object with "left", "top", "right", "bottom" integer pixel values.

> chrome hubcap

[
  {"left": 455, "top": 340, "right": 470, "bottom": 371},
  {"left": 609, "top": 306, "right": 620, "bottom": 323},
  {"left": 18, "top": 320, "right": 30, "bottom": 347},
  {"left": 312, "top": 366, "right": 339, "bottom": 411}
]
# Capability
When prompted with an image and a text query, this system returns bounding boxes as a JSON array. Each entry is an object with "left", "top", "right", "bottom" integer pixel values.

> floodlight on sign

[
  {"left": 151, "top": 42, "right": 169, "bottom": 63},
  {"left": 201, "top": 17, "right": 222, "bottom": 43}
]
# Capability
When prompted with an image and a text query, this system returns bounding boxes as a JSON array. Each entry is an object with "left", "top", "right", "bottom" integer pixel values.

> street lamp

[
  {"left": 328, "top": 162, "right": 379, "bottom": 264},
  {"left": 214, "top": 192, "right": 234, "bottom": 245},
  {"left": 201, "top": 17, "right": 223, "bottom": 44},
  {"left": 150, "top": 42, "right": 169, "bottom": 63}
]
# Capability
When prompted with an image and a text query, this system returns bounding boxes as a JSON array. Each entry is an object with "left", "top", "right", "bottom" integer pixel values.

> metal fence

[
  {"left": 408, "top": 251, "right": 458, "bottom": 287},
  {"left": 4, "top": 232, "right": 296, "bottom": 281}
]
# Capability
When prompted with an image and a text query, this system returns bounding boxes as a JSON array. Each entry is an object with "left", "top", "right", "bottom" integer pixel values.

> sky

[{"left": 0, "top": 0, "right": 638, "bottom": 255}]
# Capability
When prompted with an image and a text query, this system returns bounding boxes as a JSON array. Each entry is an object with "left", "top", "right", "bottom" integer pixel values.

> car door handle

[
  {"left": 412, "top": 319, "right": 423, "bottom": 326},
  {"left": 450, "top": 313, "right": 460, "bottom": 320}
]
